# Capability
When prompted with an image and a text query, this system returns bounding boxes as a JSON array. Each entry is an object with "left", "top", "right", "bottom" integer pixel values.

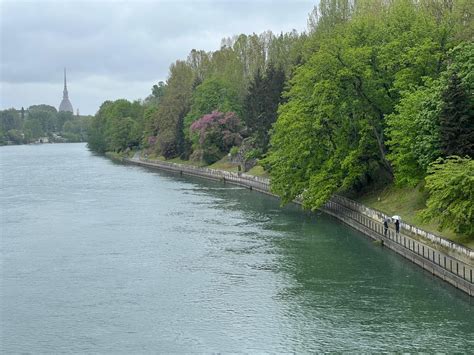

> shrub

[{"left": 422, "top": 156, "right": 474, "bottom": 236}]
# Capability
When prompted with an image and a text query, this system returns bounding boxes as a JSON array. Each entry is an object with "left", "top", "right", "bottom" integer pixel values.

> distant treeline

[
  {"left": 88, "top": 0, "right": 473, "bottom": 236},
  {"left": 0, "top": 105, "right": 90, "bottom": 144}
]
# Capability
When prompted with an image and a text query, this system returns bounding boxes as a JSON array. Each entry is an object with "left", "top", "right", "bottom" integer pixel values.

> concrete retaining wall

[{"left": 124, "top": 156, "right": 473, "bottom": 296}]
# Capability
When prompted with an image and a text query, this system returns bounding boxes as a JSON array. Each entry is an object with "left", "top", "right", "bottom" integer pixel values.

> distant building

[{"left": 58, "top": 68, "right": 73, "bottom": 113}]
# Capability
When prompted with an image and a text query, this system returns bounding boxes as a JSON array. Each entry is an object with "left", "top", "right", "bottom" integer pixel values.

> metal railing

[
  {"left": 331, "top": 195, "right": 474, "bottom": 260},
  {"left": 323, "top": 199, "right": 473, "bottom": 284},
  {"left": 132, "top": 157, "right": 271, "bottom": 192}
]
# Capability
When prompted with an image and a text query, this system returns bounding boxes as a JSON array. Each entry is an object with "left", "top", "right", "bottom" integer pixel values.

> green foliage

[
  {"left": 144, "top": 81, "right": 167, "bottom": 107},
  {"left": 0, "top": 104, "right": 88, "bottom": 145},
  {"left": 106, "top": 116, "right": 139, "bottom": 152},
  {"left": 27, "top": 107, "right": 57, "bottom": 133},
  {"left": 386, "top": 83, "right": 442, "bottom": 186},
  {"left": 23, "top": 119, "right": 43, "bottom": 140},
  {"left": 229, "top": 146, "right": 239, "bottom": 157},
  {"left": 56, "top": 111, "right": 75, "bottom": 132},
  {"left": 184, "top": 77, "right": 242, "bottom": 137},
  {"left": 151, "top": 60, "right": 195, "bottom": 159},
  {"left": 422, "top": 156, "right": 474, "bottom": 236},
  {"left": 244, "top": 148, "right": 262, "bottom": 161},
  {"left": 265, "top": 0, "right": 468, "bottom": 210},
  {"left": 244, "top": 63, "right": 286, "bottom": 153},
  {"left": 62, "top": 117, "right": 89, "bottom": 142},
  {"left": 88, "top": 99, "right": 143, "bottom": 153},
  {"left": 6, "top": 129, "right": 25, "bottom": 144},
  {"left": 439, "top": 71, "right": 474, "bottom": 157},
  {"left": 386, "top": 42, "right": 474, "bottom": 186},
  {"left": 0, "top": 109, "right": 21, "bottom": 132}
]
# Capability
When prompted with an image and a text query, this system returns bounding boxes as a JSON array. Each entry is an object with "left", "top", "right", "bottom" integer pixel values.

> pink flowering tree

[{"left": 190, "top": 111, "right": 243, "bottom": 163}]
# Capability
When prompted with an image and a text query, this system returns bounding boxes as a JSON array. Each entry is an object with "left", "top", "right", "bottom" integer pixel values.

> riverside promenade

[{"left": 124, "top": 155, "right": 474, "bottom": 297}]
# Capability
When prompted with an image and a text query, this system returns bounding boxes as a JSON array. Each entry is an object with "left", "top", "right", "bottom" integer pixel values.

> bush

[
  {"left": 229, "top": 146, "right": 239, "bottom": 157},
  {"left": 422, "top": 156, "right": 474, "bottom": 237}
]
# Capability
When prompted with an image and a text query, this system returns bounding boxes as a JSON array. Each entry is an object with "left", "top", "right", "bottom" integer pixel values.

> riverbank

[
  {"left": 354, "top": 184, "right": 473, "bottom": 249},
  {"left": 121, "top": 154, "right": 473, "bottom": 297}
]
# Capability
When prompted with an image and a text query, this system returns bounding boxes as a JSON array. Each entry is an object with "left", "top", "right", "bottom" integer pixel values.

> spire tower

[{"left": 59, "top": 68, "right": 73, "bottom": 113}]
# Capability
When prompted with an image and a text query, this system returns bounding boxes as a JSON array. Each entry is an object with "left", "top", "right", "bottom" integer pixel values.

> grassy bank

[{"left": 355, "top": 185, "right": 473, "bottom": 249}]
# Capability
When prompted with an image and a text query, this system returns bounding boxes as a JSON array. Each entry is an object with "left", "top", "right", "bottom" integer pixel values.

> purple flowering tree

[{"left": 190, "top": 111, "right": 243, "bottom": 163}]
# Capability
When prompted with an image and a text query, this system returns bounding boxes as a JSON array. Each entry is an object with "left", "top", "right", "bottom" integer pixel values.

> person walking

[
  {"left": 395, "top": 218, "right": 400, "bottom": 235},
  {"left": 383, "top": 218, "right": 390, "bottom": 236}
]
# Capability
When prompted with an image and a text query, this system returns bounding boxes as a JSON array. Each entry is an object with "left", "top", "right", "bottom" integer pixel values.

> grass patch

[
  {"left": 208, "top": 156, "right": 239, "bottom": 172},
  {"left": 355, "top": 184, "right": 473, "bottom": 249},
  {"left": 246, "top": 164, "right": 269, "bottom": 178},
  {"left": 167, "top": 157, "right": 207, "bottom": 167}
]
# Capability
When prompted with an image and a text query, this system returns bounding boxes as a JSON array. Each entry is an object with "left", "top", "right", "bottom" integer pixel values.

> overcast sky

[{"left": 1, "top": 0, "right": 317, "bottom": 115}]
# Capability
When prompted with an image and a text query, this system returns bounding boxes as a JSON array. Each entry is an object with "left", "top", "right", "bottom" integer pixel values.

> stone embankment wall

[{"left": 124, "top": 156, "right": 473, "bottom": 296}]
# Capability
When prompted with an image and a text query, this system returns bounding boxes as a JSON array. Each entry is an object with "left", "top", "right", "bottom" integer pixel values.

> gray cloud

[{"left": 1, "top": 0, "right": 316, "bottom": 114}]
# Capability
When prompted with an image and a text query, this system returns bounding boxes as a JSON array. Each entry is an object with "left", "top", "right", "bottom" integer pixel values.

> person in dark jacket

[
  {"left": 383, "top": 218, "right": 390, "bottom": 236},
  {"left": 395, "top": 219, "right": 400, "bottom": 235}
]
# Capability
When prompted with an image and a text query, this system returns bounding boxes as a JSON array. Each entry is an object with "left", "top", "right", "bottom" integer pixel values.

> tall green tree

[
  {"left": 152, "top": 60, "right": 195, "bottom": 159},
  {"left": 244, "top": 63, "right": 286, "bottom": 153},
  {"left": 28, "top": 105, "right": 58, "bottom": 133},
  {"left": 0, "top": 109, "right": 22, "bottom": 133},
  {"left": 386, "top": 42, "right": 473, "bottom": 185},
  {"left": 439, "top": 72, "right": 474, "bottom": 157},
  {"left": 184, "top": 77, "right": 242, "bottom": 136},
  {"left": 88, "top": 99, "right": 144, "bottom": 153}
]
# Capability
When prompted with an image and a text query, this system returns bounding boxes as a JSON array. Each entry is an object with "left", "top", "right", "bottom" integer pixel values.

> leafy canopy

[{"left": 422, "top": 156, "right": 474, "bottom": 236}]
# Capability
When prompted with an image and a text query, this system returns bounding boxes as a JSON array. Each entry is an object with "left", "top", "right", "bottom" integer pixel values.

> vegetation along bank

[
  {"left": 87, "top": 1, "right": 473, "bottom": 248},
  {"left": 1, "top": 105, "right": 90, "bottom": 145}
]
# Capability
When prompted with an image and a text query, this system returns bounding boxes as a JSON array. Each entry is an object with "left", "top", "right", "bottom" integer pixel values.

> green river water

[{"left": 1, "top": 143, "right": 472, "bottom": 352}]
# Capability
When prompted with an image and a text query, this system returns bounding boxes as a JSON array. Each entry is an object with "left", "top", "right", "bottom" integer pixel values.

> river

[{"left": 1, "top": 143, "right": 472, "bottom": 352}]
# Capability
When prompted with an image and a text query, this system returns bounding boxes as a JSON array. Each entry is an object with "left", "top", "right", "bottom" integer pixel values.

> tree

[
  {"left": 87, "top": 99, "right": 144, "bottom": 153},
  {"left": 106, "top": 116, "right": 139, "bottom": 152},
  {"left": 23, "top": 119, "right": 43, "bottom": 140},
  {"left": 62, "top": 116, "right": 90, "bottom": 142},
  {"left": 0, "top": 109, "right": 21, "bottom": 133},
  {"left": 57, "top": 111, "right": 74, "bottom": 132},
  {"left": 422, "top": 156, "right": 474, "bottom": 236},
  {"left": 184, "top": 77, "right": 242, "bottom": 137},
  {"left": 244, "top": 64, "right": 286, "bottom": 153},
  {"left": 152, "top": 60, "right": 195, "bottom": 159},
  {"left": 439, "top": 72, "right": 474, "bottom": 157},
  {"left": 386, "top": 42, "right": 474, "bottom": 186},
  {"left": 28, "top": 105, "right": 58, "bottom": 133},
  {"left": 144, "top": 81, "right": 167, "bottom": 107},
  {"left": 190, "top": 111, "right": 243, "bottom": 164},
  {"left": 386, "top": 82, "right": 443, "bottom": 186}
]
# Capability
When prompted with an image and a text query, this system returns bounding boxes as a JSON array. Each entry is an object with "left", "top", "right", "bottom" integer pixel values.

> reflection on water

[{"left": 1, "top": 143, "right": 473, "bottom": 353}]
